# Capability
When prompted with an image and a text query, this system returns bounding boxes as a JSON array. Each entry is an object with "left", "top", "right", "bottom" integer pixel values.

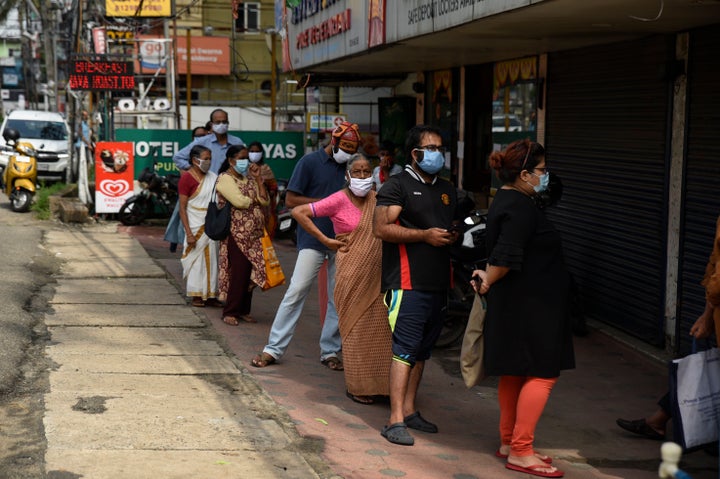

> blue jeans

[
  {"left": 164, "top": 200, "right": 185, "bottom": 246},
  {"left": 263, "top": 248, "right": 341, "bottom": 361}
]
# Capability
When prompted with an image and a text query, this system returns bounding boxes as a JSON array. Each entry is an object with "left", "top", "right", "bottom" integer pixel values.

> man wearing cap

[{"left": 251, "top": 121, "right": 362, "bottom": 370}]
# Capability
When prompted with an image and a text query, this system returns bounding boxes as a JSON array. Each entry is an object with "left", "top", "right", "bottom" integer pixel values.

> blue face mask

[
  {"left": 234, "top": 159, "right": 249, "bottom": 175},
  {"left": 416, "top": 149, "right": 445, "bottom": 175},
  {"left": 532, "top": 172, "right": 550, "bottom": 193}
]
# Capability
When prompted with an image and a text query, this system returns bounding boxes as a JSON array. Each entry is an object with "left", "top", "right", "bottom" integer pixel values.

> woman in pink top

[{"left": 292, "top": 154, "right": 391, "bottom": 404}]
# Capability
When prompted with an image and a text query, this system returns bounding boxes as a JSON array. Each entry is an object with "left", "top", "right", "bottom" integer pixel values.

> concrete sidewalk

[
  {"left": 42, "top": 224, "right": 329, "bottom": 479},
  {"left": 42, "top": 221, "right": 719, "bottom": 479}
]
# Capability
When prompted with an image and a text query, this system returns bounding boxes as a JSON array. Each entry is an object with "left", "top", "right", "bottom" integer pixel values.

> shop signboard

[
  {"left": 308, "top": 113, "right": 347, "bottom": 133},
  {"left": 115, "top": 129, "right": 304, "bottom": 180},
  {"left": 94, "top": 141, "right": 135, "bottom": 213}
]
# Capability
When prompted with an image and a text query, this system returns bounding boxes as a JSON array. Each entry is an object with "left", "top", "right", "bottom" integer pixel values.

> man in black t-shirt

[{"left": 373, "top": 124, "right": 459, "bottom": 446}]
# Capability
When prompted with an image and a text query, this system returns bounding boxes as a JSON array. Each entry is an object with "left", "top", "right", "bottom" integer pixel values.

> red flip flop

[
  {"left": 495, "top": 449, "right": 553, "bottom": 464},
  {"left": 505, "top": 463, "right": 564, "bottom": 478}
]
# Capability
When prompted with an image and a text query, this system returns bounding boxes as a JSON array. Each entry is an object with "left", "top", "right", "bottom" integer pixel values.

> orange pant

[{"left": 498, "top": 375, "right": 558, "bottom": 456}]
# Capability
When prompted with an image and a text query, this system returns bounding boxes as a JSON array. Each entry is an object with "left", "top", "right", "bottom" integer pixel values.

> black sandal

[{"left": 346, "top": 390, "right": 374, "bottom": 405}]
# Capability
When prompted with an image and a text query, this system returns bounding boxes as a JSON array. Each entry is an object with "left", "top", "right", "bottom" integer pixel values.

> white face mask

[
  {"left": 248, "top": 152, "right": 263, "bottom": 163},
  {"left": 333, "top": 148, "right": 353, "bottom": 164},
  {"left": 212, "top": 123, "right": 228, "bottom": 135},
  {"left": 348, "top": 177, "right": 373, "bottom": 197},
  {"left": 195, "top": 158, "right": 211, "bottom": 173}
]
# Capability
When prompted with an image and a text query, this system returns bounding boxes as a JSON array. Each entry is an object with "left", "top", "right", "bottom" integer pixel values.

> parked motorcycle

[
  {"left": 0, "top": 128, "right": 37, "bottom": 212},
  {"left": 118, "top": 166, "right": 179, "bottom": 226},
  {"left": 275, "top": 178, "right": 297, "bottom": 244},
  {"left": 436, "top": 200, "right": 488, "bottom": 348}
]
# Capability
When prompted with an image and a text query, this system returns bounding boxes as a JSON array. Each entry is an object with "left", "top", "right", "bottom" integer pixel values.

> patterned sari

[
  {"left": 217, "top": 172, "right": 268, "bottom": 301},
  {"left": 334, "top": 191, "right": 392, "bottom": 396}
]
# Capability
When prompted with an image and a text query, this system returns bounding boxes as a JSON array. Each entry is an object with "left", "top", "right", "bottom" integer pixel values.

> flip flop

[
  {"left": 239, "top": 314, "right": 257, "bottom": 323},
  {"left": 381, "top": 422, "right": 414, "bottom": 446},
  {"left": 505, "top": 463, "right": 564, "bottom": 478},
  {"left": 346, "top": 390, "right": 374, "bottom": 405},
  {"left": 251, "top": 352, "right": 276, "bottom": 368},
  {"left": 321, "top": 357, "right": 344, "bottom": 371},
  {"left": 495, "top": 450, "right": 553, "bottom": 464},
  {"left": 191, "top": 297, "right": 205, "bottom": 307}
]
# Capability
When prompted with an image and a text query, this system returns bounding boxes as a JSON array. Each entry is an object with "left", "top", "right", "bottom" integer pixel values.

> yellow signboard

[{"left": 106, "top": 0, "right": 171, "bottom": 17}]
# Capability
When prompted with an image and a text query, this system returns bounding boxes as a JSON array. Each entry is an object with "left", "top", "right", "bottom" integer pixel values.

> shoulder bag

[
  {"left": 460, "top": 294, "right": 487, "bottom": 388},
  {"left": 204, "top": 181, "right": 231, "bottom": 241}
]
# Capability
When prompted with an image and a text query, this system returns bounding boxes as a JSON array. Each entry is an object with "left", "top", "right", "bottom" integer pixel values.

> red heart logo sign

[{"left": 99, "top": 179, "right": 131, "bottom": 197}]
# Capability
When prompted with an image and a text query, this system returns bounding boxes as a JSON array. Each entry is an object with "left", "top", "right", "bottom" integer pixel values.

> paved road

[{"left": 0, "top": 196, "right": 57, "bottom": 478}]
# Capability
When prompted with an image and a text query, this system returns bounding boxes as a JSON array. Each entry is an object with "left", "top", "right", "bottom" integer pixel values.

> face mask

[
  {"left": 234, "top": 159, "right": 249, "bottom": 175},
  {"left": 196, "top": 158, "right": 211, "bottom": 173},
  {"left": 348, "top": 177, "right": 373, "bottom": 197},
  {"left": 212, "top": 123, "right": 229, "bottom": 135},
  {"left": 415, "top": 149, "right": 444, "bottom": 175},
  {"left": 249, "top": 152, "right": 263, "bottom": 163},
  {"left": 529, "top": 171, "right": 550, "bottom": 193},
  {"left": 333, "top": 148, "right": 353, "bottom": 164}
]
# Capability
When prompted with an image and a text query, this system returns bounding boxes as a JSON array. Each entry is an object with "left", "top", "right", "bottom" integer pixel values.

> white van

[{"left": 0, "top": 110, "right": 72, "bottom": 182}]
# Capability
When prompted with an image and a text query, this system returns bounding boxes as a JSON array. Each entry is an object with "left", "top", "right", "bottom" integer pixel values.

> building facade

[{"left": 279, "top": 0, "right": 720, "bottom": 355}]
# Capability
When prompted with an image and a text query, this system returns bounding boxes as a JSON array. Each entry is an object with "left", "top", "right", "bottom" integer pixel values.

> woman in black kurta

[{"left": 474, "top": 139, "right": 574, "bottom": 478}]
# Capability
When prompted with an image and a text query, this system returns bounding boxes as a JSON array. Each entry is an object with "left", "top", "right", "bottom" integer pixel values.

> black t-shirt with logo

[{"left": 375, "top": 168, "right": 459, "bottom": 292}]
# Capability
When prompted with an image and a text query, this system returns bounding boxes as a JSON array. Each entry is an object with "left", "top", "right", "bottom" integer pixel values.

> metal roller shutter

[
  {"left": 546, "top": 36, "right": 674, "bottom": 346},
  {"left": 677, "top": 25, "right": 720, "bottom": 355}
]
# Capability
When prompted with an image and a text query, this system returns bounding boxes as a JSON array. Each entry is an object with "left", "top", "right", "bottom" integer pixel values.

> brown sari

[
  {"left": 334, "top": 191, "right": 392, "bottom": 396},
  {"left": 217, "top": 172, "right": 267, "bottom": 302}
]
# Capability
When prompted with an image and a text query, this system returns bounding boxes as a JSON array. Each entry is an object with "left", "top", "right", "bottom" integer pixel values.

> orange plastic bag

[{"left": 261, "top": 229, "right": 285, "bottom": 290}]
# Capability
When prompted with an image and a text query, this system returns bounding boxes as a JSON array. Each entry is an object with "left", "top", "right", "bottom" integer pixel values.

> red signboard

[
  {"left": 94, "top": 142, "right": 135, "bottom": 213},
  {"left": 69, "top": 57, "right": 135, "bottom": 91}
]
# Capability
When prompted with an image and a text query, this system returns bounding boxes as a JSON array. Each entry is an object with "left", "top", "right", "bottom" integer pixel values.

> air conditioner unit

[
  {"left": 137, "top": 98, "right": 151, "bottom": 111},
  {"left": 118, "top": 98, "right": 135, "bottom": 111},
  {"left": 153, "top": 98, "right": 171, "bottom": 111}
]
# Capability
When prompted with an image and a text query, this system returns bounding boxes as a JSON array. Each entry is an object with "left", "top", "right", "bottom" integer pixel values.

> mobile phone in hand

[
  {"left": 472, "top": 274, "right": 482, "bottom": 294},
  {"left": 447, "top": 224, "right": 462, "bottom": 234}
]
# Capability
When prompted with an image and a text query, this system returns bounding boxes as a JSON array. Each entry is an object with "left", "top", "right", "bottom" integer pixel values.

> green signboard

[{"left": 115, "top": 129, "right": 304, "bottom": 180}]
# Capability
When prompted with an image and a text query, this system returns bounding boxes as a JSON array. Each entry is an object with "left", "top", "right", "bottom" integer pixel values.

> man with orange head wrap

[{"left": 251, "top": 121, "right": 362, "bottom": 370}]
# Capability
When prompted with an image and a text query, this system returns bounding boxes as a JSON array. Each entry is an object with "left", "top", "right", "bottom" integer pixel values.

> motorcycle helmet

[
  {"left": 2, "top": 128, "right": 20, "bottom": 144},
  {"left": 331, "top": 121, "right": 361, "bottom": 154}
]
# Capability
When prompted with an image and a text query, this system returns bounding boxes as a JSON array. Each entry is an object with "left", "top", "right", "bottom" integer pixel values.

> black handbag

[{"left": 204, "top": 182, "right": 231, "bottom": 241}]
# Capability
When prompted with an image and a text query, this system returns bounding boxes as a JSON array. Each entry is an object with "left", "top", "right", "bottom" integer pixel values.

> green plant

[{"left": 31, "top": 182, "right": 68, "bottom": 220}]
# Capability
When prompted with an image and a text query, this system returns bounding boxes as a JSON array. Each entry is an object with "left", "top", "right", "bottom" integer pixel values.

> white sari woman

[{"left": 179, "top": 145, "right": 221, "bottom": 307}]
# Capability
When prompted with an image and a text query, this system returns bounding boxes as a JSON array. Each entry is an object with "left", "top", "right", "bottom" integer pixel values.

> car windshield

[{"left": 7, "top": 119, "right": 67, "bottom": 141}]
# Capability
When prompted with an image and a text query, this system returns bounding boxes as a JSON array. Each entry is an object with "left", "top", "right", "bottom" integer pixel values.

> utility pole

[{"left": 39, "top": 0, "right": 57, "bottom": 111}]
